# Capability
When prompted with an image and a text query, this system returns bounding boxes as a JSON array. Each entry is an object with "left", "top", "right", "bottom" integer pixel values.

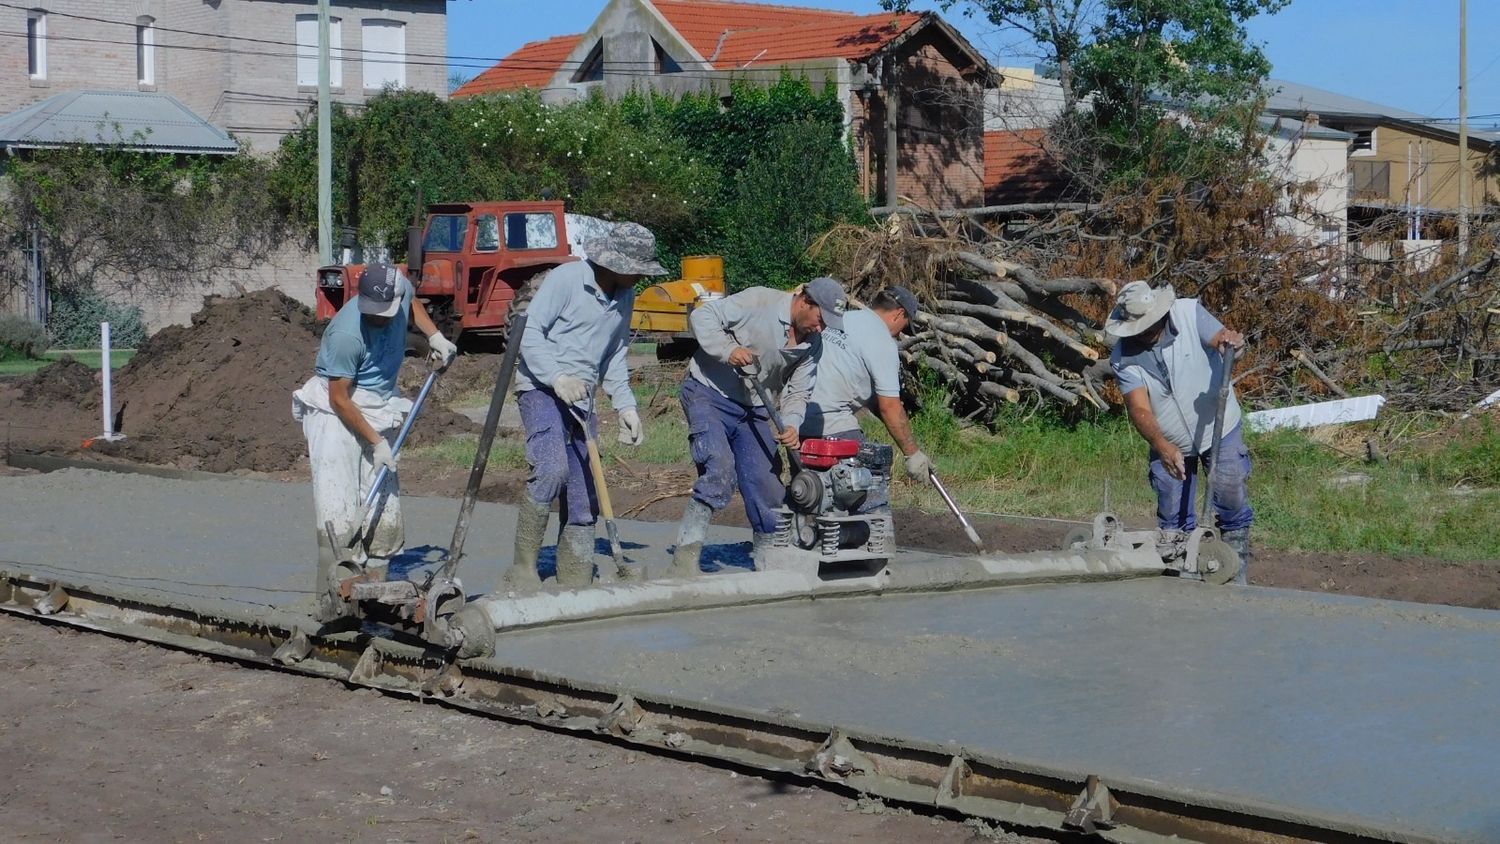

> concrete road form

[{"left": 3, "top": 468, "right": 1498, "bottom": 843}]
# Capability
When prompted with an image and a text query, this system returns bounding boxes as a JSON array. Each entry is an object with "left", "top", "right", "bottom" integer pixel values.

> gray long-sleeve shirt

[
  {"left": 687, "top": 287, "right": 820, "bottom": 430},
  {"left": 515, "top": 260, "right": 636, "bottom": 411}
]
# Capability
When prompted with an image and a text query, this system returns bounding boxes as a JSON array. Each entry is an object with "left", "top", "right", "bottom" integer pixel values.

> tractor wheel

[{"left": 501, "top": 271, "right": 547, "bottom": 352}]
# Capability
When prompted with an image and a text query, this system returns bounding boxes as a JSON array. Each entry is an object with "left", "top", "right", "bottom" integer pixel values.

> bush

[
  {"left": 0, "top": 313, "right": 50, "bottom": 359},
  {"left": 47, "top": 289, "right": 147, "bottom": 349}
]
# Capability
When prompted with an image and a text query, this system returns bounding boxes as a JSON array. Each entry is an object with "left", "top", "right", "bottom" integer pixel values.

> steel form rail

[{"left": 0, "top": 568, "right": 1430, "bottom": 844}]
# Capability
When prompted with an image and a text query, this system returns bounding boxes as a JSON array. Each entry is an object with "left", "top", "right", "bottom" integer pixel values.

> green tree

[{"left": 885, "top": 0, "right": 1287, "bottom": 187}]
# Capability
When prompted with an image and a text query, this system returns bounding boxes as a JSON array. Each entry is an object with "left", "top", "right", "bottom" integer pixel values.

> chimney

[{"left": 1305, "top": 112, "right": 1321, "bottom": 128}]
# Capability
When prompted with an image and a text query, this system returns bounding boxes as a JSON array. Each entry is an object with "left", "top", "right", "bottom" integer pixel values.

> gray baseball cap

[
  {"left": 579, "top": 221, "right": 668, "bottom": 277},
  {"left": 358, "top": 263, "right": 403, "bottom": 318},
  {"left": 804, "top": 276, "right": 848, "bottom": 332}
]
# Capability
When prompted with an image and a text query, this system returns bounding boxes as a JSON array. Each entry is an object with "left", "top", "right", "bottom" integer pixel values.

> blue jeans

[
  {"left": 1150, "top": 423, "right": 1254, "bottom": 532},
  {"left": 518, "top": 389, "right": 598, "bottom": 527},
  {"left": 681, "top": 376, "right": 785, "bottom": 535}
]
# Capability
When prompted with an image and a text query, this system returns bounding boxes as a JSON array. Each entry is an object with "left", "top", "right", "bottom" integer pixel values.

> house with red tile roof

[{"left": 454, "top": 0, "right": 997, "bottom": 209}]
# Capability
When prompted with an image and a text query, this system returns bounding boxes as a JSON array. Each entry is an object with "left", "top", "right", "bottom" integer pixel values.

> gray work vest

[{"left": 1115, "top": 298, "right": 1241, "bottom": 456}]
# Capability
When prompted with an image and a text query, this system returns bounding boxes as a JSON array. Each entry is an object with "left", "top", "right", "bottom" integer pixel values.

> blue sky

[{"left": 448, "top": 1, "right": 1500, "bottom": 122}]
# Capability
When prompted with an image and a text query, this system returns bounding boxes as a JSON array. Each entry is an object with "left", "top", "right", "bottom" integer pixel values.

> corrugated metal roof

[
  {"left": 1266, "top": 79, "right": 1500, "bottom": 146},
  {"left": 454, "top": 34, "right": 584, "bottom": 96},
  {"left": 0, "top": 90, "right": 237, "bottom": 154},
  {"left": 1259, "top": 113, "right": 1355, "bottom": 142}
]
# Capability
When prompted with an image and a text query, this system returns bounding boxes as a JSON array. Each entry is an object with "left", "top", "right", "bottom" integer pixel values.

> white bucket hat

[{"left": 1105, "top": 281, "right": 1176, "bottom": 338}]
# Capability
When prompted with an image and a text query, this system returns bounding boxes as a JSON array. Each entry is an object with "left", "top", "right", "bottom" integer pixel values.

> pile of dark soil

[
  {"left": 88, "top": 290, "right": 322, "bottom": 472},
  {"left": 20, "top": 357, "right": 99, "bottom": 406}
]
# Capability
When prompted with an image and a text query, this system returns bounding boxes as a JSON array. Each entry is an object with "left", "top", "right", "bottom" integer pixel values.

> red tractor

[
  {"left": 314, "top": 201, "right": 574, "bottom": 347},
  {"left": 314, "top": 201, "right": 724, "bottom": 352}
]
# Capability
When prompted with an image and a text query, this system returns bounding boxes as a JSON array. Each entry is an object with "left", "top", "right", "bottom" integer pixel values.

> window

[
  {"left": 362, "top": 19, "right": 405, "bottom": 90},
  {"left": 136, "top": 17, "right": 155, "bottom": 86},
  {"left": 27, "top": 9, "right": 45, "bottom": 80},
  {"left": 505, "top": 213, "right": 559, "bottom": 250},
  {"left": 1350, "top": 160, "right": 1390, "bottom": 200},
  {"left": 421, "top": 215, "right": 468, "bottom": 253},
  {"left": 653, "top": 39, "right": 681, "bottom": 74},
  {"left": 474, "top": 215, "right": 499, "bottom": 252},
  {"left": 572, "top": 40, "right": 603, "bottom": 83},
  {"left": 295, "top": 14, "right": 343, "bottom": 88},
  {"left": 1350, "top": 128, "right": 1375, "bottom": 154}
]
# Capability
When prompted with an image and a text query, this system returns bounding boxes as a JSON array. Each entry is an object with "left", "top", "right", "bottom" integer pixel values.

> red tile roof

[
  {"left": 708, "top": 12, "right": 923, "bottom": 68},
  {"left": 983, "top": 129, "right": 1074, "bottom": 205},
  {"left": 454, "top": 2, "right": 928, "bottom": 96},
  {"left": 453, "top": 34, "right": 583, "bottom": 96}
]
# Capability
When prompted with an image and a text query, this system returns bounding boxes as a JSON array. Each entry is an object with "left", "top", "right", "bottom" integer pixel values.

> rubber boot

[
  {"left": 666, "top": 500, "right": 712, "bottom": 578},
  {"left": 502, "top": 499, "right": 548, "bottom": 594},
  {"left": 1220, "top": 528, "right": 1251, "bottom": 586},
  {"left": 750, "top": 531, "right": 777, "bottom": 571},
  {"left": 555, "top": 524, "right": 597, "bottom": 588}
]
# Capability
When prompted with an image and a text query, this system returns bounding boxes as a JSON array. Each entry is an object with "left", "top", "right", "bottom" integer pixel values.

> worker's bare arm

[
  {"left": 875, "top": 395, "right": 919, "bottom": 456},
  {"left": 1123, "top": 387, "right": 1185, "bottom": 480},
  {"left": 327, "top": 377, "right": 383, "bottom": 447},
  {"left": 410, "top": 296, "right": 440, "bottom": 339}
]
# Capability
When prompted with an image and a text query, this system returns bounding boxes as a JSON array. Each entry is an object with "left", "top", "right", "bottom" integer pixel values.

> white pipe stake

[{"left": 100, "top": 321, "right": 114, "bottom": 440}]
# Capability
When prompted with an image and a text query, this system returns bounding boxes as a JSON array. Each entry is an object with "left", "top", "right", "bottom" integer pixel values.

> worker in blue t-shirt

[{"left": 292, "top": 263, "right": 456, "bottom": 616}]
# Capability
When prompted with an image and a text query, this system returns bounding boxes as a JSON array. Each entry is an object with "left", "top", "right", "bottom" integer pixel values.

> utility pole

[
  {"left": 1458, "top": 0, "right": 1469, "bottom": 260},
  {"left": 317, "top": 0, "right": 333, "bottom": 265}
]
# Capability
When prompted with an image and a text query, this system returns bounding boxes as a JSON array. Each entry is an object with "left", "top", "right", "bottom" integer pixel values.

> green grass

[{"left": 0, "top": 349, "right": 136, "bottom": 376}]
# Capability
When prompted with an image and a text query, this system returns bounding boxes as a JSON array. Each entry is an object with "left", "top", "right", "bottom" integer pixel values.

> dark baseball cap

[
  {"left": 885, "top": 285, "right": 920, "bottom": 321},
  {"left": 358, "top": 263, "right": 403, "bottom": 318},
  {"left": 804, "top": 276, "right": 848, "bottom": 331}
]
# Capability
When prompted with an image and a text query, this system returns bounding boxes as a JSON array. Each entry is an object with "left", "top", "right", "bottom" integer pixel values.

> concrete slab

[
  {"left": 488, "top": 579, "right": 1500, "bottom": 843},
  {"left": 0, "top": 469, "right": 753, "bottom": 613}
]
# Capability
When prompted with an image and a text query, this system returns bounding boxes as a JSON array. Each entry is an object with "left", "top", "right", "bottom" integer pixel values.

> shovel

[
  {"left": 568, "top": 397, "right": 635, "bottom": 582},
  {"left": 1199, "top": 343, "right": 1239, "bottom": 527}
]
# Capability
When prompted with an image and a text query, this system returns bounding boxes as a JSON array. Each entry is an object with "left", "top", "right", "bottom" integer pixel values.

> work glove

[
  {"left": 552, "top": 373, "right": 590, "bottom": 404},
  {"left": 426, "top": 332, "right": 458, "bottom": 367},
  {"left": 617, "top": 407, "right": 645, "bottom": 447},
  {"left": 904, "top": 450, "right": 932, "bottom": 481},
  {"left": 368, "top": 440, "right": 397, "bottom": 473}
]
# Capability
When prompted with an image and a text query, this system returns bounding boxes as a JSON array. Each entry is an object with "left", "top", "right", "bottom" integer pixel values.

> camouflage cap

[{"left": 579, "top": 221, "right": 668, "bottom": 277}]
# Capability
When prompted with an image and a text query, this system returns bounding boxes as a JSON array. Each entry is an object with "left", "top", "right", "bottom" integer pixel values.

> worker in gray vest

[
  {"left": 505, "top": 222, "right": 663, "bottom": 592},
  {"left": 665, "top": 278, "right": 847, "bottom": 577},
  {"left": 1107, "top": 282, "right": 1252, "bottom": 583},
  {"left": 800, "top": 286, "right": 931, "bottom": 510}
]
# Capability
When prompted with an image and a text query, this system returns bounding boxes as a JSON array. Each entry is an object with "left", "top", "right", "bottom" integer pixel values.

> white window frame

[
  {"left": 1349, "top": 127, "right": 1377, "bottom": 157},
  {"left": 361, "top": 18, "right": 406, "bottom": 91},
  {"left": 295, "top": 13, "right": 343, "bottom": 89},
  {"left": 136, "top": 16, "right": 155, "bottom": 86},
  {"left": 27, "top": 9, "right": 46, "bottom": 81}
]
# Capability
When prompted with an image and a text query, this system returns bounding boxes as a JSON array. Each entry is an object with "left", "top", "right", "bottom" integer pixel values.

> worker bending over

[
  {"left": 801, "top": 286, "right": 932, "bottom": 507},
  {"left": 293, "top": 263, "right": 457, "bottom": 617},
  {"left": 1107, "top": 282, "right": 1253, "bottom": 583},
  {"left": 505, "top": 222, "right": 663, "bottom": 592},
  {"left": 666, "top": 277, "right": 848, "bottom": 577}
]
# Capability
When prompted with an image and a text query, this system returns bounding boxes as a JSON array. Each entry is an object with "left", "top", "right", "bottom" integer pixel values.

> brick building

[
  {"left": 455, "top": 0, "right": 995, "bottom": 210},
  {"left": 2, "top": 0, "right": 448, "bottom": 154}
]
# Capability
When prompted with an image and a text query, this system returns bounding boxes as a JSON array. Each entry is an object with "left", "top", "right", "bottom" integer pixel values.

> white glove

[
  {"left": 552, "top": 373, "right": 589, "bottom": 404},
  {"left": 904, "top": 450, "right": 932, "bottom": 480},
  {"left": 617, "top": 407, "right": 645, "bottom": 447},
  {"left": 426, "top": 332, "right": 457, "bottom": 367},
  {"left": 368, "top": 440, "right": 397, "bottom": 473}
]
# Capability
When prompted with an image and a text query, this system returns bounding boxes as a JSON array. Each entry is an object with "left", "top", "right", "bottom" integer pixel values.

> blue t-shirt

[{"left": 314, "top": 275, "right": 413, "bottom": 399}]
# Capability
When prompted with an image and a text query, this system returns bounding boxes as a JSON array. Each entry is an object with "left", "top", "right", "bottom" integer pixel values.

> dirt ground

[{"left": 0, "top": 615, "right": 1031, "bottom": 844}]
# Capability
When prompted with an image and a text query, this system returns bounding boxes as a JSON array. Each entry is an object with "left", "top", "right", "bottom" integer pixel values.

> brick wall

[
  {"left": 0, "top": 0, "right": 448, "bottom": 154},
  {"left": 891, "top": 36, "right": 983, "bottom": 208}
]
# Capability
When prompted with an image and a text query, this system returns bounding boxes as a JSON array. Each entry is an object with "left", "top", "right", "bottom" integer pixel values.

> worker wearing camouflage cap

[
  {"left": 1107, "top": 281, "right": 1253, "bottom": 583},
  {"left": 293, "top": 263, "right": 457, "bottom": 620},
  {"left": 666, "top": 277, "right": 847, "bottom": 577},
  {"left": 800, "top": 286, "right": 932, "bottom": 512},
  {"left": 503, "top": 221, "right": 665, "bottom": 593}
]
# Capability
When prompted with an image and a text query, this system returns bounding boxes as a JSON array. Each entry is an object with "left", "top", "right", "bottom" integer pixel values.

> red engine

[{"left": 798, "top": 437, "right": 861, "bottom": 470}]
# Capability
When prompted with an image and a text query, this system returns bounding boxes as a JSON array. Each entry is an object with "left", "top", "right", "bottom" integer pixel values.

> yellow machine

[{"left": 630, "top": 255, "right": 725, "bottom": 336}]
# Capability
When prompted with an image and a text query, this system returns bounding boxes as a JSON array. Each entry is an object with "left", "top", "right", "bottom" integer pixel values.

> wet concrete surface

[
  {"left": 5, "top": 470, "right": 1500, "bottom": 842},
  {"left": 0, "top": 469, "right": 755, "bottom": 613},
  {"left": 489, "top": 579, "right": 1500, "bottom": 843}
]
